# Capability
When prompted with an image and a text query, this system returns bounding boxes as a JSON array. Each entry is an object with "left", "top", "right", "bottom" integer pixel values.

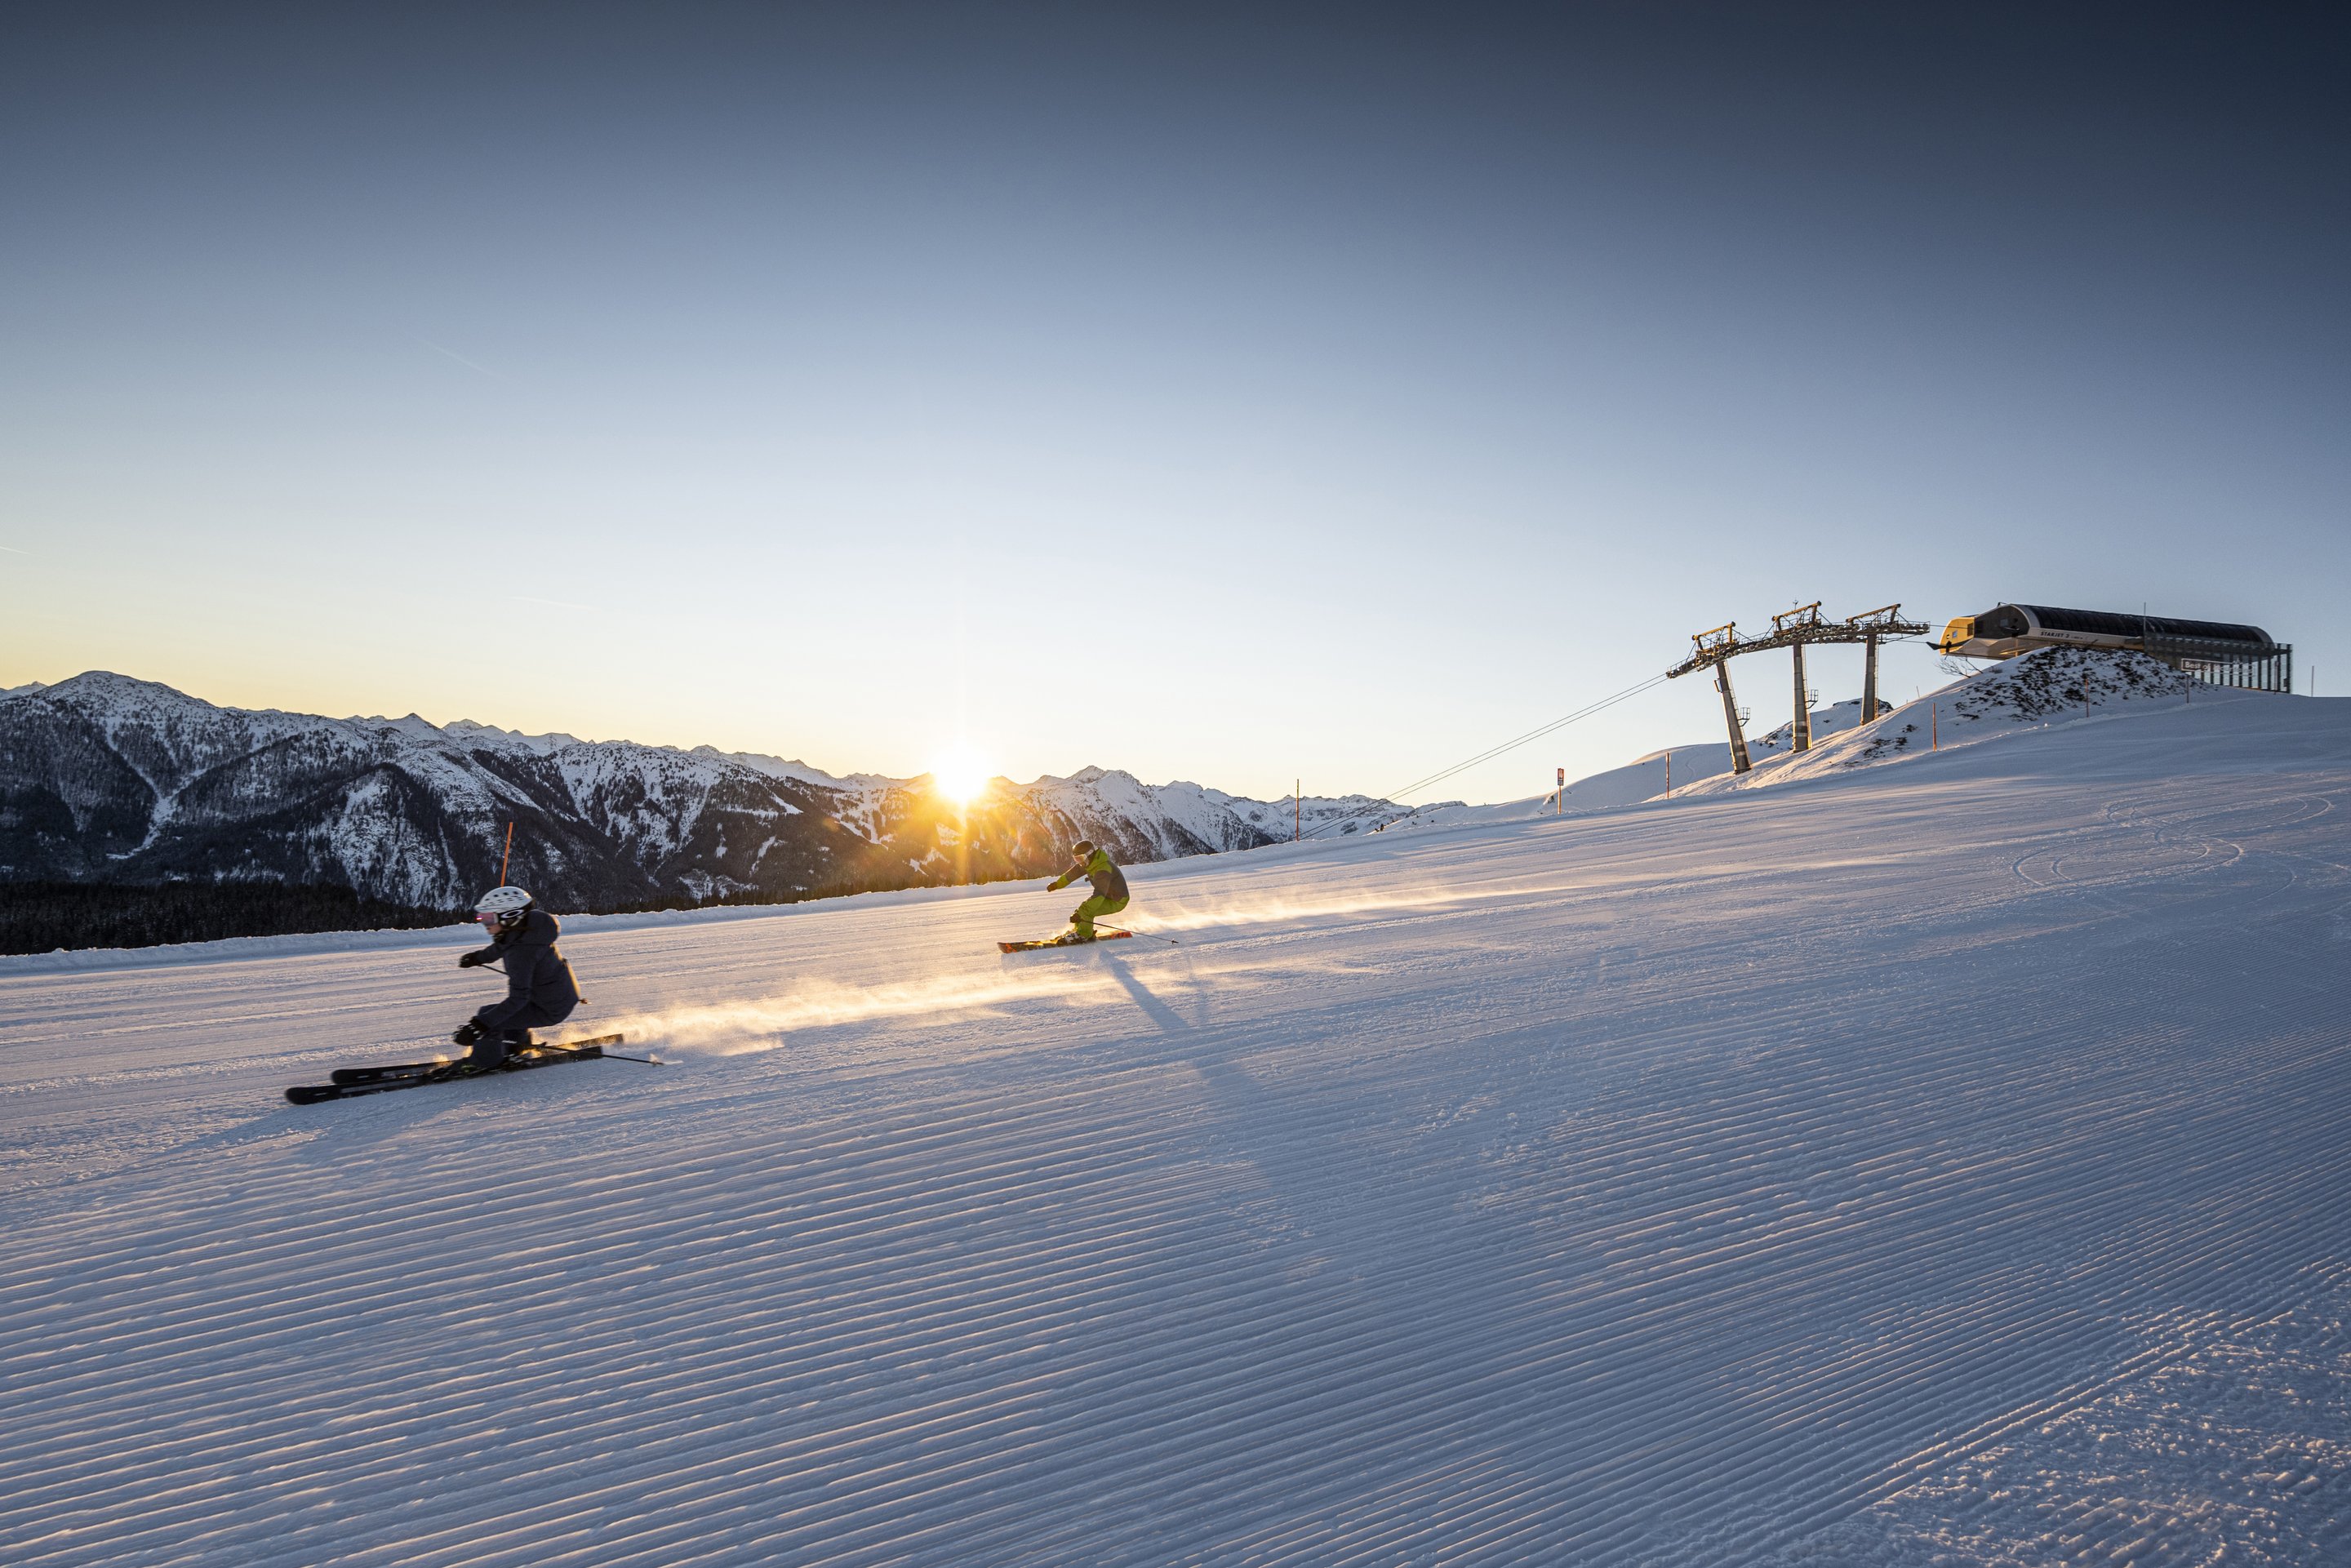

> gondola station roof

[
  {"left": 1939, "top": 604, "right": 2274, "bottom": 659},
  {"left": 1938, "top": 603, "right": 2291, "bottom": 692}
]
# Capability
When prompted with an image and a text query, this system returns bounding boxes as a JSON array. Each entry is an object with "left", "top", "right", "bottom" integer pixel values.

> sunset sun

[{"left": 930, "top": 746, "right": 995, "bottom": 806}]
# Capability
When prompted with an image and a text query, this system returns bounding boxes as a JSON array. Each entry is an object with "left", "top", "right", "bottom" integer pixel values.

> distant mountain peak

[{"left": 42, "top": 669, "right": 209, "bottom": 708}]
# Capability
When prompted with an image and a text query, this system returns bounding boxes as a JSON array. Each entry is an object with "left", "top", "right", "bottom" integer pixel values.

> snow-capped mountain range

[{"left": 0, "top": 673, "right": 1400, "bottom": 913}]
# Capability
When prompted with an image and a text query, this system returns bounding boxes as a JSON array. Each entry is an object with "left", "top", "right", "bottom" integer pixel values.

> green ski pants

[{"left": 1069, "top": 893, "right": 1128, "bottom": 939}]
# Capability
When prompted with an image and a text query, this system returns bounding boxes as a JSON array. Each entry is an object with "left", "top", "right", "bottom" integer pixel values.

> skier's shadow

[{"left": 1098, "top": 950, "right": 1204, "bottom": 1035}]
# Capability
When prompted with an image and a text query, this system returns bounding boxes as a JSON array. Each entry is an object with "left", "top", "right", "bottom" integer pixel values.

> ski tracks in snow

[{"left": 5, "top": 714, "right": 2351, "bottom": 1563}]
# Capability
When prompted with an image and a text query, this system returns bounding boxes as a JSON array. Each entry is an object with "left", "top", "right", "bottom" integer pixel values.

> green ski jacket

[{"left": 1050, "top": 847, "right": 1129, "bottom": 902}]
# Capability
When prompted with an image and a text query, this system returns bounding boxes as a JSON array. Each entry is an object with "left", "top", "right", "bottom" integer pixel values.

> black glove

[
  {"left": 452, "top": 1022, "right": 482, "bottom": 1048},
  {"left": 458, "top": 950, "right": 489, "bottom": 969}
]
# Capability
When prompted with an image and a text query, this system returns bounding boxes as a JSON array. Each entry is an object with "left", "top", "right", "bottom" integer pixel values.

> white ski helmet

[{"left": 474, "top": 886, "right": 532, "bottom": 926}]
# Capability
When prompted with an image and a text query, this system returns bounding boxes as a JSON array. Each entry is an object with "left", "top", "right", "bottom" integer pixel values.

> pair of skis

[
  {"left": 285, "top": 1033, "right": 630, "bottom": 1105},
  {"left": 997, "top": 926, "right": 1170, "bottom": 953},
  {"left": 998, "top": 930, "right": 1134, "bottom": 953}
]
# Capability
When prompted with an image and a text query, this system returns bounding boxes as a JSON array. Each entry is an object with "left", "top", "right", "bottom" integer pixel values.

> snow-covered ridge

[
  {"left": 1678, "top": 648, "right": 2205, "bottom": 797},
  {"left": 0, "top": 671, "right": 1399, "bottom": 927}
]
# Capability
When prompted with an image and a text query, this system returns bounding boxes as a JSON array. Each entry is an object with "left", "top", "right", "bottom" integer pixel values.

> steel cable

[{"left": 1296, "top": 672, "right": 1674, "bottom": 842}]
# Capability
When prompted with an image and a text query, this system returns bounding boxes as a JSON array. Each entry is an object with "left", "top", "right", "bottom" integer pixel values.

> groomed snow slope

[{"left": 6, "top": 682, "right": 2351, "bottom": 1565}]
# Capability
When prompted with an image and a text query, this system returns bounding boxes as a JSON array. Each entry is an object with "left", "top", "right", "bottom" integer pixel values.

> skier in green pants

[{"left": 1047, "top": 840, "right": 1129, "bottom": 943}]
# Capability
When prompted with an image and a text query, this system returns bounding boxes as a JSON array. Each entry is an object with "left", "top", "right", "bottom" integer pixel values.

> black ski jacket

[{"left": 465, "top": 908, "right": 583, "bottom": 1027}]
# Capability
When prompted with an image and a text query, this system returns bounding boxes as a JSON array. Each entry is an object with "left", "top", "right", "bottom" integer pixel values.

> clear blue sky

[{"left": 4, "top": 4, "right": 2344, "bottom": 802}]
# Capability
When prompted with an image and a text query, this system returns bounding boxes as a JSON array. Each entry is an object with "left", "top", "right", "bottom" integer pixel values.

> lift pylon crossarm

[
  {"left": 1843, "top": 603, "right": 1926, "bottom": 635},
  {"left": 1771, "top": 602, "right": 1824, "bottom": 635},
  {"left": 1674, "top": 610, "right": 1931, "bottom": 668},
  {"left": 1691, "top": 623, "right": 1740, "bottom": 655},
  {"left": 1666, "top": 624, "right": 1745, "bottom": 681}
]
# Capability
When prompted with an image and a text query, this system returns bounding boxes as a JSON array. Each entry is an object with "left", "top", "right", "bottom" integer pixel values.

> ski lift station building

[{"left": 1937, "top": 603, "right": 2293, "bottom": 694}]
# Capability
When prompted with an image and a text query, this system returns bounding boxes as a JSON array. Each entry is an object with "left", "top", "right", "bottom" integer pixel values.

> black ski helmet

[{"left": 1072, "top": 840, "right": 1096, "bottom": 857}]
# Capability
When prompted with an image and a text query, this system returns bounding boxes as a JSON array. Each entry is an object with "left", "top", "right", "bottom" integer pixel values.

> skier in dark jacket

[
  {"left": 1047, "top": 841, "right": 1129, "bottom": 943},
  {"left": 452, "top": 885, "right": 582, "bottom": 1067}
]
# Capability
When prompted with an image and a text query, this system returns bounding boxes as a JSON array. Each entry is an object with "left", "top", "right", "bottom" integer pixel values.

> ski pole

[
  {"left": 1097, "top": 924, "right": 1180, "bottom": 947},
  {"left": 540, "top": 1042, "right": 664, "bottom": 1065}
]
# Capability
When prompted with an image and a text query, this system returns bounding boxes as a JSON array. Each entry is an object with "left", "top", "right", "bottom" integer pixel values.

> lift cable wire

[{"left": 1296, "top": 671, "right": 1675, "bottom": 844}]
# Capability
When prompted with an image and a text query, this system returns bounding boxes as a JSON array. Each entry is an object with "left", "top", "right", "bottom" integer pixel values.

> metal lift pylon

[
  {"left": 1772, "top": 603, "right": 1824, "bottom": 753},
  {"left": 1668, "top": 602, "right": 1927, "bottom": 774},
  {"left": 1715, "top": 664, "right": 1752, "bottom": 774},
  {"left": 1791, "top": 643, "right": 1810, "bottom": 752},
  {"left": 1677, "top": 623, "right": 1755, "bottom": 774},
  {"left": 1845, "top": 603, "right": 1918, "bottom": 720}
]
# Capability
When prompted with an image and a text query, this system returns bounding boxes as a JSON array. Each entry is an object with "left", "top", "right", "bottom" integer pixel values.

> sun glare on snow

[{"left": 930, "top": 746, "right": 995, "bottom": 805}]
